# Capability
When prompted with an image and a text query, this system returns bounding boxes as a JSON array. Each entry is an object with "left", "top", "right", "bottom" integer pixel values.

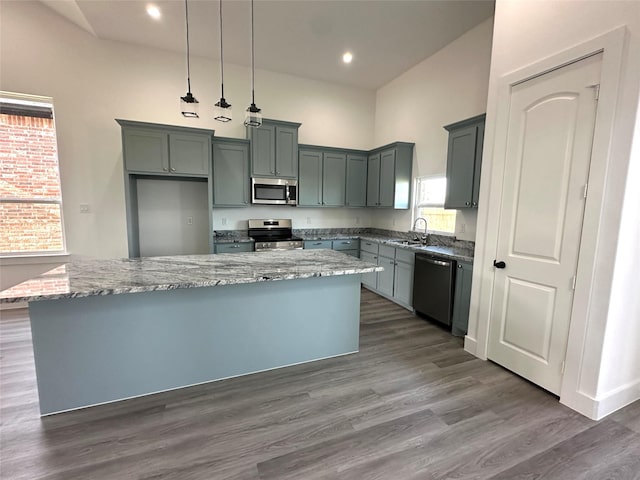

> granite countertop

[{"left": 0, "top": 250, "right": 383, "bottom": 304}]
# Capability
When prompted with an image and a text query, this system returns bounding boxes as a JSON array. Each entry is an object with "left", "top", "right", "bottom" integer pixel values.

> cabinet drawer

[
  {"left": 304, "top": 240, "right": 332, "bottom": 249},
  {"left": 395, "top": 248, "right": 415, "bottom": 264},
  {"left": 332, "top": 239, "right": 360, "bottom": 251},
  {"left": 360, "top": 240, "right": 379, "bottom": 254},
  {"left": 215, "top": 243, "right": 253, "bottom": 254},
  {"left": 378, "top": 244, "right": 396, "bottom": 259}
]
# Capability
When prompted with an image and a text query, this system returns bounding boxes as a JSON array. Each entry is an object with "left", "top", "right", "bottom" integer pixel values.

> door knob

[{"left": 493, "top": 260, "right": 506, "bottom": 269}]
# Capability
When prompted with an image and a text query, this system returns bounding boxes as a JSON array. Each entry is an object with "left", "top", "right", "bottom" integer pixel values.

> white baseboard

[
  {"left": 464, "top": 336, "right": 486, "bottom": 359},
  {"left": 561, "top": 378, "right": 640, "bottom": 420}
]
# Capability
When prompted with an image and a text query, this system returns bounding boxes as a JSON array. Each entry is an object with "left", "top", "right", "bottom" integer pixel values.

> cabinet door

[
  {"left": 298, "top": 150, "right": 322, "bottom": 206},
  {"left": 379, "top": 149, "right": 396, "bottom": 208},
  {"left": 275, "top": 126, "right": 298, "bottom": 178},
  {"left": 346, "top": 154, "right": 367, "bottom": 207},
  {"left": 393, "top": 259, "right": 414, "bottom": 308},
  {"left": 471, "top": 122, "right": 484, "bottom": 207},
  {"left": 377, "top": 255, "right": 395, "bottom": 297},
  {"left": 123, "top": 128, "right": 169, "bottom": 173},
  {"left": 332, "top": 239, "right": 359, "bottom": 251},
  {"left": 213, "top": 141, "right": 249, "bottom": 206},
  {"left": 366, "top": 153, "right": 381, "bottom": 206},
  {"left": 250, "top": 123, "right": 276, "bottom": 177},
  {"left": 304, "top": 240, "right": 332, "bottom": 249},
  {"left": 452, "top": 261, "right": 473, "bottom": 336},
  {"left": 445, "top": 125, "right": 477, "bottom": 208},
  {"left": 360, "top": 251, "right": 378, "bottom": 289},
  {"left": 169, "top": 133, "right": 210, "bottom": 175},
  {"left": 322, "top": 152, "right": 346, "bottom": 206}
]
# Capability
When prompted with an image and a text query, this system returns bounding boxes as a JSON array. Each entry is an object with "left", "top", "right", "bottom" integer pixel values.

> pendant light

[
  {"left": 214, "top": 0, "right": 232, "bottom": 122},
  {"left": 180, "top": 0, "right": 199, "bottom": 118},
  {"left": 244, "top": 0, "right": 262, "bottom": 127}
]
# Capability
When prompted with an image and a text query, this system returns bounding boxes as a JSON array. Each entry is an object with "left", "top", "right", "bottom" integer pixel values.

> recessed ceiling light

[
  {"left": 146, "top": 4, "right": 161, "bottom": 19},
  {"left": 342, "top": 52, "right": 353, "bottom": 64}
]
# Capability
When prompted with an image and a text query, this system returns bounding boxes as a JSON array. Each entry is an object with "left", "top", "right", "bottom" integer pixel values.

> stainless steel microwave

[{"left": 251, "top": 177, "right": 297, "bottom": 205}]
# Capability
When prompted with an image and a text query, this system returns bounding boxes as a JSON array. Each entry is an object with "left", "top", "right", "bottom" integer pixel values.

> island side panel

[{"left": 28, "top": 274, "right": 361, "bottom": 415}]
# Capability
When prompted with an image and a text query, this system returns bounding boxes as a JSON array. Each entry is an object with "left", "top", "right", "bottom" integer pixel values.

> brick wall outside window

[{"left": 0, "top": 113, "right": 65, "bottom": 253}]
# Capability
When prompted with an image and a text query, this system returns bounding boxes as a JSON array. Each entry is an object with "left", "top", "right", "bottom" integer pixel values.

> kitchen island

[{"left": 0, "top": 250, "right": 382, "bottom": 415}]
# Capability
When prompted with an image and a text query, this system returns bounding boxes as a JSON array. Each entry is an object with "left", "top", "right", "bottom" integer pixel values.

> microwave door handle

[{"left": 286, "top": 185, "right": 290, "bottom": 203}]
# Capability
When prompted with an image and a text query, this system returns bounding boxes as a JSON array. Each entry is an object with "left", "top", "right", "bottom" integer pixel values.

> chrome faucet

[{"left": 412, "top": 217, "right": 428, "bottom": 244}]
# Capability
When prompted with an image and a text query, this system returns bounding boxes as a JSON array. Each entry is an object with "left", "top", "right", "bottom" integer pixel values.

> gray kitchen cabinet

[
  {"left": 377, "top": 253, "right": 395, "bottom": 298},
  {"left": 346, "top": 153, "right": 367, "bottom": 207},
  {"left": 444, "top": 114, "right": 485, "bottom": 209},
  {"left": 247, "top": 119, "right": 301, "bottom": 179},
  {"left": 304, "top": 240, "right": 332, "bottom": 249},
  {"left": 323, "top": 152, "right": 347, "bottom": 206},
  {"left": 118, "top": 120, "right": 212, "bottom": 177},
  {"left": 332, "top": 239, "right": 359, "bottom": 258},
  {"left": 393, "top": 248, "right": 415, "bottom": 309},
  {"left": 360, "top": 241, "right": 414, "bottom": 311},
  {"left": 212, "top": 138, "right": 250, "bottom": 207},
  {"left": 298, "top": 149, "right": 322, "bottom": 206},
  {"left": 117, "top": 119, "right": 215, "bottom": 258},
  {"left": 452, "top": 260, "right": 473, "bottom": 336},
  {"left": 298, "top": 147, "right": 346, "bottom": 207},
  {"left": 214, "top": 242, "right": 254, "bottom": 254},
  {"left": 360, "top": 251, "right": 378, "bottom": 290},
  {"left": 366, "top": 153, "right": 380, "bottom": 207},
  {"left": 366, "top": 142, "right": 414, "bottom": 209}
]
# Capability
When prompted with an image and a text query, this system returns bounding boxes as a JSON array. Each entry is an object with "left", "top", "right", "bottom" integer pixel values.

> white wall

[
  {"left": 0, "top": 1, "right": 376, "bottom": 258},
  {"left": 468, "top": 0, "right": 640, "bottom": 419},
  {"left": 372, "top": 18, "right": 494, "bottom": 240}
]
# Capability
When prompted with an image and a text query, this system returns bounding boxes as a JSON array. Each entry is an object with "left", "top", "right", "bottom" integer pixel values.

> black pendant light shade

[
  {"left": 244, "top": 0, "right": 262, "bottom": 127},
  {"left": 214, "top": 0, "right": 232, "bottom": 122},
  {"left": 181, "top": 0, "right": 199, "bottom": 118}
]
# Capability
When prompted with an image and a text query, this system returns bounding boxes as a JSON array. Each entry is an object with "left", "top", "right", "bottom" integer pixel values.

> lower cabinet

[
  {"left": 304, "top": 240, "right": 332, "bottom": 249},
  {"left": 304, "top": 239, "right": 360, "bottom": 258},
  {"left": 452, "top": 260, "right": 473, "bottom": 336},
  {"left": 360, "top": 241, "right": 414, "bottom": 310},
  {"left": 214, "top": 243, "right": 254, "bottom": 254}
]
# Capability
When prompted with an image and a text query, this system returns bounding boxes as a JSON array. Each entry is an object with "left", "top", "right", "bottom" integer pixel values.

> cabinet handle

[
  {"left": 343, "top": 241, "right": 351, "bottom": 245},
  {"left": 313, "top": 242, "right": 322, "bottom": 245},
  {"left": 230, "top": 245, "right": 241, "bottom": 249},
  {"left": 163, "top": 167, "right": 169, "bottom": 172},
  {"left": 472, "top": 201, "right": 478, "bottom": 207},
  {"left": 270, "top": 170, "right": 275, "bottom": 174},
  {"left": 458, "top": 264, "right": 462, "bottom": 268},
  {"left": 170, "top": 167, "right": 176, "bottom": 172},
  {"left": 276, "top": 171, "right": 280, "bottom": 175},
  {"left": 374, "top": 256, "right": 377, "bottom": 259},
  {"left": 465, "top": 201, "right": 470, "bottom": 206}
]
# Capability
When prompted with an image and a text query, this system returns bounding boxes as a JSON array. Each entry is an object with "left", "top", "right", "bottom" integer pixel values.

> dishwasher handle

[{"left": 416, "top": 256, "right": 451, "bottom": 267}]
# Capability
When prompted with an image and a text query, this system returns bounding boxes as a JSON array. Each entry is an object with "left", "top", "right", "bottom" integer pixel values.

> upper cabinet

[
  {"left": 117, "top": 119, "right": 213, "bottom": 177},
  {"left": 366, "top": 142, "right": 414, "bottom": 209},
  {"left": 298, "top": 147, "right": 347, "bottom": 207},
  {"left": 212, "top": 138, "right": 250, "bottom": 207},
  {"left": 346, "top": 153, "right": 367, "bottom": 207},
  {"left": 444, "top": 114, "right": 485, "bottom": 209},
  {"left": 247, "top": 119, "right": 301, "bottom": 179}
]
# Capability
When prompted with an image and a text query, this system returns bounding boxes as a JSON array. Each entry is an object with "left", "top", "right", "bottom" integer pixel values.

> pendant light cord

[
  {"left": 219, "top": 0, "right": 225, "bottom": 97},
  {"left": 250, "top": 0, "right": 255, "bottom": 105},
  {"left": 185, "top": 0, "right": 192, "bottom": 94}
]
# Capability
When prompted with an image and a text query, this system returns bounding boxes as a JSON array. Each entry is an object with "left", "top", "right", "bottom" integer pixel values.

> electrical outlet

[
  {"left": 306, "top": 217, "right": 311, "bottom": 225},
  {"left": 79, "top": 203, "right": 89, "bottom": 213},
  {"left": 221, "top": 217, "right": 227, "bottom": 226},
  {"left": 355, "top": 216, "right": 360, "bottom": 225},
  {"left": 460, "top": 223, "right": 466, "bottom": 233},
  {"left": 186, "top": 216, "right": 193, "bottom": 225}
]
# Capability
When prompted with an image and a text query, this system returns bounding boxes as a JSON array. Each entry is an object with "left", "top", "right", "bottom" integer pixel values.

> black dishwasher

[{"left": 412, "top": 253, "right": 456, "bottom": 328}]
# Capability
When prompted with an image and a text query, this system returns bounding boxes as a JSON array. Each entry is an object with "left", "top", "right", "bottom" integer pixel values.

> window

[
  {"left": 0, "top": 93, "right": 66, "bottom": 255},
  {"left": 412, "top": 175, "right": 457, "bottom": 234}
]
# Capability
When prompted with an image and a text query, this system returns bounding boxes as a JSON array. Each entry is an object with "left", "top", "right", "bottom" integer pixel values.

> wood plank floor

[{"left": 1, "top": 288, "right": 639, "bottom": 480}]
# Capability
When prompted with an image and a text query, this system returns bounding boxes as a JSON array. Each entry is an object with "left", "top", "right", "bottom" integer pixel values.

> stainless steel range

[{"left": 248, "top": 219, "right": 303, "bottom": 251}]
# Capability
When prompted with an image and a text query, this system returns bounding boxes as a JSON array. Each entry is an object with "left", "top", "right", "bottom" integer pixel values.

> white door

[{"left": 487, "top": 53, "right": 602, "bottom": 395}]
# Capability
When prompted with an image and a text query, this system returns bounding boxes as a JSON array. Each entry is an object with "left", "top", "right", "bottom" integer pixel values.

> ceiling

[{"left": 40, "top": 0, "right": 495, "bottom": 90}]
